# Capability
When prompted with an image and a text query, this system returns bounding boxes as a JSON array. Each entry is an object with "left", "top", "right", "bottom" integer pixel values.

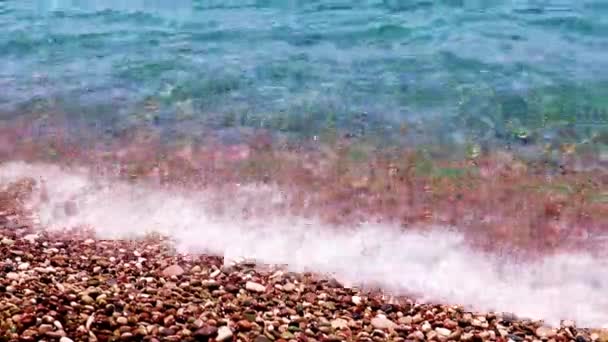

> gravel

[{"left": 0, "top": 212, "right": 602, "bottom": 342}]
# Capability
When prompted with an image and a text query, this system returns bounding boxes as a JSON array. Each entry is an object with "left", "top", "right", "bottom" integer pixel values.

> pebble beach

[{"left": 1, "top": 211, "right": 605, "bottom": 342}]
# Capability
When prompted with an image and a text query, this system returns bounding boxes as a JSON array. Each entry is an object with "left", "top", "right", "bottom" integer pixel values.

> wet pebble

[
  {"left": 216, "top": 326, "right": 233, "bottom": 341},
  {"left": 162, "top": 264, "right": 184, "bottom": 277},
  {"left": 246, "top": 281, "right": 266, "bottom": 293}
]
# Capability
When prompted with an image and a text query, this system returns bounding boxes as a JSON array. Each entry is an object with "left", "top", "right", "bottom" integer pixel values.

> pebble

[
  {"left": 86, "top": 314, "right": 95, "bottom": 330},
  {"left": 18, "top": 262, "right": 30, "bottom": 270},
  {"left": 536, "top": 326, "right": 556, "bottom": 338},
  {"left": 216, "top": 326, "right": 233, "bottom": 341},
  {"left": 281, "top": 331, "right": 295, "bottom": 339},
  {"left": 352, "top": 296, "right": 362, "bottom": 305},
  {"left": 488, "top": 330, "right": 496, "bottom": 339},
  {"left": 461, "top": 332, "right": 475, "bottom": 341},
  {"left": 398, "top": 316, "right": 412, "bottom": 325},
  {"left": 562, "top": 320, "right": 576, "bottom": 328},
  {"left": 408, "top": 331, "right": 425, "bottom": 340},
  {"left": 472, "top": 318, "right": 488, "bottom": 328},
  {"left": 443, "top": 319, "right": 458, "bottom": 329},
  {"left": 6, "top": 272, "right": 19, "bottom": 280},
  {"left": 201, "top": 279, "right": 219, "bottom": 289},
  {"left": 162, "top": 264, "right": 184, "bottom": 277},
  {"left": 497, "top": 327, "right": 509, "bottom": 337},
  {"left": 238, "top": 320, "right": 253, "bottom": 331},
  {"left": 371, "top": 316, "right": 397, "bottom": 330},
  {"left": 163, "top": 315, "right": 175, "bottom": 326},
  {"left": 38, "top": 324, "right": 54, "bottom": 334},
  {"left": 246, "top": 281, "right": 266, "bottom": 293},
  {"left": 22, "top": 234, "right": 38, "bottom": 243},
  {"left": 436, "top": 327, "right": 451, "bottom": 337},
  {"left": 81, "top": 295, "right": 94, "bottom": 304},
  {"left": 194, "top": 325, "right": 218, "bottom": 338},
  {"left": 1, "top": 237, "right": 15, "bottom": 245},
  {"left": 59, "top": 338, "right": 74, "bottom": 342},
  {"left": 282, "top": 282, "right": 296, "bottom": 292},
  {"left": 331, "top": 318, "right": 349, "bottom": 330}
]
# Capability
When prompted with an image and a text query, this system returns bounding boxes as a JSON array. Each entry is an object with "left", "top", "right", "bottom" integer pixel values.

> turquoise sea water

[{"left": 1, "top": 0, "right": 608, "bottom": 149}]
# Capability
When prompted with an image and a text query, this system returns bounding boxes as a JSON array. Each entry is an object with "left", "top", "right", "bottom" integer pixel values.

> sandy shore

[{"left": 1, "top": 211, "right": 603, "bottom": 342}]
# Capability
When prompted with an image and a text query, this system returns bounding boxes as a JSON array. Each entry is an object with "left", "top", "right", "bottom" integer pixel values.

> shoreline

[
  {"left": 0, "top": 118, "right": 606, "bottom": 257},
  {"left": 0, "top": 159, "right": 607, "bottom": 332},
  {"left": 0, "top": 216, "right": 605, "bottom": 341},
  {"left": 0, "top": 118, "right": 607, "bottom": 335}
]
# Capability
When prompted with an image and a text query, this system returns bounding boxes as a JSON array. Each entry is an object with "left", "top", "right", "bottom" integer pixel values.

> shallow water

[{"left": 1, "top": 0, "right": 608, "bottom": 145}]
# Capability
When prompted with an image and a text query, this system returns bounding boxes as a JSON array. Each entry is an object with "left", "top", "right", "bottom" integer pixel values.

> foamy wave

[{"left": 1, "top": 161, "right": 607, "bottom": 328}]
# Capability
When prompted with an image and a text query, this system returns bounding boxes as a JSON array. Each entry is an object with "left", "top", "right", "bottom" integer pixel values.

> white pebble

[
  {"left": 371, "top": 316, "right": 398, "bottom": 330},
  {"left": 216, "top": 326, "right": 233, "bottom": 341},
  {"left": 1, "top": 237, "right": 15, "bottom": 245},
  {"left": 436, "top": 327, "right": 451, "bottom": 337},
  {"left": 245, "top": 281, "right": 266, "bottom": 293},
  {"left": 7, "top": 272, "right": 20, "bottom": 280},
  {"left": 22, "top": 234, "right": 38, "bottom": 243}
]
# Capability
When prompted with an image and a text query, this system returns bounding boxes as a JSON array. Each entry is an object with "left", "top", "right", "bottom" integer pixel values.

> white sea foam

[{"left": 1, "top": 161, "right": 606, "bottom": 328}]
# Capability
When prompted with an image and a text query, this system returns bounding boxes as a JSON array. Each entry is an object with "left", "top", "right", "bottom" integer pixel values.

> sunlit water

[{"left": 1, "top": 0, "right": 608, "bottom": 146}]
